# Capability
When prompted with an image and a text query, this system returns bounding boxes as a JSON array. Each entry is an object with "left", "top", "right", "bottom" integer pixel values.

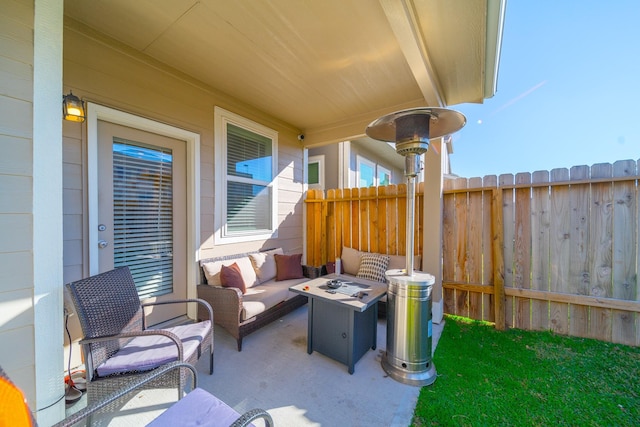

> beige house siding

[
  {"left": 308, "top": 140, "right": 405, "bottom": 190},
  {"left": 0, "top": 0, "right": 36, "bottom": 406},
  {"left": 61, "top": 120, "right": 85, "bottom": 370},
  {"left": 62, "top": 122, "right": 84, "bottom": 283},
  {"left": 307, "top": 144, "right": 340, "bottom": 189},
  {"left": 62, "top": 22, "right": 304, "bottom": 265},
  {"left": 349, "top": 140, "right": 404, "bottom": 186}
]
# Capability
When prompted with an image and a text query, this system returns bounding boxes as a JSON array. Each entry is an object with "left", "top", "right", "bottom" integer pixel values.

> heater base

[{"left": 381, "top": 354, "right": 437, "bottom": 387}]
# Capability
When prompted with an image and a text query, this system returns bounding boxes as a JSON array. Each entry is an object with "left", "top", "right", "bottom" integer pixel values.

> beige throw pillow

[
  {"left": 249, "top": 248, "right": 283, "bottom": 283},
  {"left": 340, "top": 246, "right": 362, "bottom": 276}
]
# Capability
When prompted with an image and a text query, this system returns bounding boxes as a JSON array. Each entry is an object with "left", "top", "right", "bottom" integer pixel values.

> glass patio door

[{"left": 97, "top": 121, "right": 187, "bottom": 325}]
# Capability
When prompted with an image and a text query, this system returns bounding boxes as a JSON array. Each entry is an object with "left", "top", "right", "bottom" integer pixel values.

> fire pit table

[{"left": 290, "top": 274, "right": 387, "bottom": 374}]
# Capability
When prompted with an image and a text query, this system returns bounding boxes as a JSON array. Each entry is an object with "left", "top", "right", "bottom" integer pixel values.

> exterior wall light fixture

[{"left": 63, "top": 91, "right": 85, "bottom": 122}]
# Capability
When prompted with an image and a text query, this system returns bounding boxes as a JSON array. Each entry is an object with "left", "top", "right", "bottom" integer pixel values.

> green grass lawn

[{"left": 412, "top": 315, "right": 640, "bottom": 426}]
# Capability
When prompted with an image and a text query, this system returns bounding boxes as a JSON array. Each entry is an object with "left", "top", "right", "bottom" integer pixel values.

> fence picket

[
  {"left": 612, "top": 160, "right": 637, "bottom": 345},
  {"left": 360, "top": 187, "right": 378, "bottom": 252},
  {"left": 443, "top": 180, "right": 456, "bottom": 313},
  {"left": 637, "top": 159, "right": 640, "bottom": 347},
  {"left": 483, "top": 175, "right": 497, "bottom": 322},
  {"left": 342, "top": 188, "right": 352, "bottom": 250},
  {"left": 569, "top": 165, "right": 591, "bottom": 339},
  {"left": 514, "top": 172, "right": 532, "bottom": 330},
  {"left": 589, "top": 163, "right": 613, "bottom": 342},
  {"left": 334, "top": 188, "right": 344, "bottom": 261},
  {"left": 549, "top": 168, "right": 570, "bottom": 335},
  {"left": 500, "top": 174, "right": 515, "bottom": 328},
  {"left": 398, "top": 184, "right": 407, "bottom": 256},
  {"left": 454, "top": 178, "right": 469, "bottom": 317},
  {"left": 531, "top": 170, "right": 550, "bottom": 331},
  {"left": 309, "top": 189, "right": 324, "bottom": 266},
  {"left": 351, "top": 188, "right": 360, "bottom": 250},
  {"left": 416, "top": 182, "right": 424, "bottom": 259},
  {"left": 378, "top": 185, "right": 389, "bottom": 256},
  {"left": 468, "top": 177, "right": 483, "bottom": 320}
]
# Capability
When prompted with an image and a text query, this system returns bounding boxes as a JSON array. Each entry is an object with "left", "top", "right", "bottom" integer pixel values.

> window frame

[
  {"left": 377, "top": 165, "right": 392, "bottom": 187},
  {"left": 214, "top": 107, "right": 278, "bottom": 244},
  {"left": 307, "top": 155, "right": 325, "bottom": 190},
  {"left": 357, "top": 155, "right": 376, "bottom": 188}
]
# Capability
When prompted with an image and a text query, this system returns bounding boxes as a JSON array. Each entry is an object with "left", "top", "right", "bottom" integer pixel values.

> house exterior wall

[
  {"left": 0, "top": 0, "right": 37, "bottom": 405},
  {"left": 307, "top": 144, "right": 340, "bottom": 189},
  {"left": 348, "top": 140, "right": 404, "bottom": 187},
  {"left": 1, "top": 0, "right": 66, "bottom": 424},
  {"left": 61, "top": 23, "right": 305, "bottom": 364},
  {"left": 308, "top": 140, "right": 404, "bottom": 190}
]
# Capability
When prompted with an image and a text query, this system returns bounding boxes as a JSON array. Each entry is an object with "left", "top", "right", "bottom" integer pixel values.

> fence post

[{"left": 492, "top": 187, "right": 506, "bottom": 330}]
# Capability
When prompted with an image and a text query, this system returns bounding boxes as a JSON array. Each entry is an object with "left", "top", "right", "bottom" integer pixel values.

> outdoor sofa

[{"left": 197, "top": 248, "right": 317, "bottom": 351}]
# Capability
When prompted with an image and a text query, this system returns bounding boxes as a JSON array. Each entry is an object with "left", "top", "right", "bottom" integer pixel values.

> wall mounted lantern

[{"left": 63, "top": 91, "right": 85, "bottom": 122}]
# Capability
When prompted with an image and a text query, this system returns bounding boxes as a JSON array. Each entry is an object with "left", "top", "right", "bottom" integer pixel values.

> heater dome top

[{"left": 365, "top": 107, "right": 466, "bottom": 143}]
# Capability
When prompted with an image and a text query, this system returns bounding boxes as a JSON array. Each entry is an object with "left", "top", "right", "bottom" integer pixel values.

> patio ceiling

[{"left": 63, "top": 0, "right": 505, "bottom": 145}]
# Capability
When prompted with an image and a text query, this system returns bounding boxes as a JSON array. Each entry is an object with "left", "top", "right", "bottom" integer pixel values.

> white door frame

[{"left": 86, "top": 103, "right": 201, "bottom": 312}]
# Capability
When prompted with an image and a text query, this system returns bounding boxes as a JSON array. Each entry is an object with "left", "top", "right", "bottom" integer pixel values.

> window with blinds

[
  {"left": 225, "top": 123, "right": 274, "bottom": 234},
  {"left": 113, "top": 139, "right": 174, "bottom": 299}
]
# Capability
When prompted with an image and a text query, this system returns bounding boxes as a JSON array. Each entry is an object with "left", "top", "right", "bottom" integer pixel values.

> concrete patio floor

[{"left": 66, "top": 304, "right": 444, "bottom": 426}]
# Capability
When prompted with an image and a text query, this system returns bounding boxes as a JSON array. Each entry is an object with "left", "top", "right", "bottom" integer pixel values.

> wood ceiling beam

[{"left": 378, "top": 0, "right": 445, "bottom": 107}]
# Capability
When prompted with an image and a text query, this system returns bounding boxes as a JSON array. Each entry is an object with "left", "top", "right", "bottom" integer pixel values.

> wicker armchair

[
  {"left": 1, "top": 362, "right": 272, "bottom": 427},
  {"left": 55, "top": 362, "right": 274, "bottom": 427},
  {"left": 65, "top": 267, "right": 214, "bottom": 404},
  {"left": 54, "top": 361, "right": 197, "bottom": 427}
]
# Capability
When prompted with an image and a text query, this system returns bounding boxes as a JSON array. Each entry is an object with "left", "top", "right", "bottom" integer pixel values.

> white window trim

[
  {"left": 214, "top": 107, "right": 278, "bottom": 244},
  {"left": 356, "top": 155, "right": 376, "bottom": 188},
  {"left": 307, "top": 155, "right": 325, "bottom": 189},
  {"left": 86, "top": 103, "right": 201, "bottom": 304},
  {"left": 377, "top": 165, "right": 392, "bottom": 186}
]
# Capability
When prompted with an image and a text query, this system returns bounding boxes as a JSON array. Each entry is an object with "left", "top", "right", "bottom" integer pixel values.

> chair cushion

[
  {"left": 356, "top": 253, "right": 390, "bottom": 282},
  {"left": 146, "top": 387, "right": 243, "bottom": 427},
  {"left": 96, "top": 321, "right": 211, "bottom": 377}
]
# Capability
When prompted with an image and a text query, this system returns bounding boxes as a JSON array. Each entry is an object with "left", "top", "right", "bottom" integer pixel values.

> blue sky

[{"left": 449, "top": 1, "right": 640, "bottom": 179}]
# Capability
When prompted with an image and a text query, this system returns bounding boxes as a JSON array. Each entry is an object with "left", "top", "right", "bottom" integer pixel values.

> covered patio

[
  {"left": 0, "top": 1, "right": 504, "bottom": 425},
  {"left": 65, "top": 307, "right": 444, "bottom": 426}
]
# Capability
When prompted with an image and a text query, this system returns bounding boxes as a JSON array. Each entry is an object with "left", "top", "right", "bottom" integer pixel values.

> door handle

[{"left": 98, "top": 240, "right": 109, "bottom": 249}]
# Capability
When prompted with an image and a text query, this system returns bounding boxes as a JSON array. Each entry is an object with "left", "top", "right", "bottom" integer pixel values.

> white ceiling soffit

[{"left": 63, "top": 0, "right": 505, "bottom": 145}]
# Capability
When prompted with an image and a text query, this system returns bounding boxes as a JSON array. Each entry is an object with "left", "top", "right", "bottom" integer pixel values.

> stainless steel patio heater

[{"left": 366, "top": 107, "right": 465, "bottom": 386}]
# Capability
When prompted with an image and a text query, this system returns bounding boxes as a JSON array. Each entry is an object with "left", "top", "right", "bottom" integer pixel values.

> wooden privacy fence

[
  {"left": 305, "top": 183, "right": 424, "bottom": 267},
  {"left": 306, "top": 159, "right": 640, "bottom": 346},
  {"left": 444, "top": 160, "right": 640, "bottom": 346}
]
